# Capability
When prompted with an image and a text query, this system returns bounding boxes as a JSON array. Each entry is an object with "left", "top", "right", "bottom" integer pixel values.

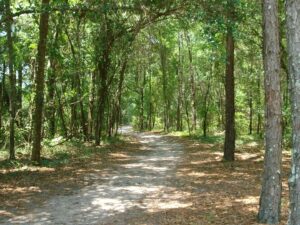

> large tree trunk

[
  {"left": 5, "top": 0, "right": 16, "bottom": 160},
  {"left": 223, "top": 0, "right": 236, "bottom": 161},
  {"left": 31, "top": 0, "right": 50, "bottom": 162},
  {"left": 258, "top": 0, "right": 282, "bottom": 223},
  {"left": 94, "top": 16, "right": 113, "bottom": 145},
  {"left": 286, "top": 1, "right": 300, "bottom": 224},
  {"left": 95, "top": 62, "right": 109, "bottom": 145}
]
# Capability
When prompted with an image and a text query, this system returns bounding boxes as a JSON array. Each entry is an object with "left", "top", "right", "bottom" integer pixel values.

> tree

[
  {"left": 31, "top": 0, "right": 51, "bottom": 162},
  {"left": 223, "top": 0, "right": 236, "bottom": 161},
  {"left": 5, "top": 0, "right": 16, "bottom": 160},
  {"left": 286, "top": 1, "right": 300, "bottom": 224},
  {"left": 258, "top": 0, "right": 282, "bottom": 223}
]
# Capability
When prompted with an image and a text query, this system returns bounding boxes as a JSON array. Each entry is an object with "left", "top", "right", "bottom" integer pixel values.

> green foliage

[{"left": 0, "top": 0, "right": 290, "bottom": 163}]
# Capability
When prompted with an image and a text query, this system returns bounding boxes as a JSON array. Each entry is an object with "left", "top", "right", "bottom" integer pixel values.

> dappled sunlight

[
  {"left": 236, "top": 152, "right": 263, "bottom": 161},
  {"left": 235, "top": 196, "right": 259, "bottom": 205},
  {"left": 3, "top": 131, "right": 191, "bottom": 225},
  {"left": 245, "top": 142, "right": 259, "bottom": 147},
  {"left": 1, "top": 130, "right": 291, "bottom": 225},
  {"left": 2, "top": 186, "right": 42, "bottom": 194},
  {"left": 122, "top": 163, "right": 170, "bottom": 172}
]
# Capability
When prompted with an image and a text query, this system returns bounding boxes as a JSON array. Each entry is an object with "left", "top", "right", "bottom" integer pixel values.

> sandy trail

[{"left": 4, "top": 126, "right": 191, "bottom": 225}]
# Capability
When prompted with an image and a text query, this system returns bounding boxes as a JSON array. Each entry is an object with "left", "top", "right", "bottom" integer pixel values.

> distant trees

[{"left": 0, "top": 0, "right": 267, "bottom": 163}]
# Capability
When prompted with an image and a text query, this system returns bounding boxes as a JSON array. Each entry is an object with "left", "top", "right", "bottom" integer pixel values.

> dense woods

[{"left": 1, "top": 0, "right": 300, "bottom": 224}]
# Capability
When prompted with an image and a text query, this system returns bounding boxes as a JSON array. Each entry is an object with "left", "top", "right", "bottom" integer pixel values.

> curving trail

[{"left": 4, "top": 126, "right": 191, "bottom": 225}]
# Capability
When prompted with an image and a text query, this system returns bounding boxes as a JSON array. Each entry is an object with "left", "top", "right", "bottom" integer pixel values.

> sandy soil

[
  {"left": 1, "top": 126, "right": 192, "bottom": 225},
  {"left": 0, "top": 126, "right": 290, "bottom": 225}
]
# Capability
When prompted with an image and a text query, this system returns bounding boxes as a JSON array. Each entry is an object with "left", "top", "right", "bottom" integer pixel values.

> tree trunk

[
  {"left": 203, "top": 79, "right": 211, "bottom": 137},
  {"left": 256, "top": 74, "right": 263, "bottom": 136},
  {"left": 248, "top": 90, "right": 253, "bottom": 135},
  {"left": 31, "top": 0, "right": 50, "bottom": 162},
  {"left": 286, "top": 1, "right": 300, "bottom": 224},
  {"left": 115, "top": 58, "right": 128, "bottom": 134},
  {"left": 184, "top": 97, "right": 191, "bottom": 135},
  {"left": 0, "top": 62, "right": 6, "bottom": 130},
  {"left": 47, "top": 23, "right": 61, "bottom": 138},
  {"left": 66, "top": 27, "right": 87, "bottom": 139},
  {"left": 139, "top": 70, "right": 146, "bottom": 131},
  {"left": 56, "top": 85, "right": 68, "bottom": 137},
  {"left": 258, "top": 0, "right": 282, "bottom": 223},
  {"left": 95, "top": 62, "right": 109, "bottom": 145},
  {"left": 88, "top": 71, "right": 96, "bottom": 140},
  {"left": 17, "top": 65, "right": 23, "bottom": 127},
  {"left": 148, "top": 83, "right": 153, "bottom": 130},
  {"left": 5, "top": 0, "right": 16, "bottom": 160},
  {"left": 177, "top": 32, "right": 183, "bottom": 131},
  {"left": 70, "top": 78, "right": 78, "bottom": 137},
  {"left": 47, "top": 59, "right": 56, "bottom": 138},
  {"left": 185, "top": 32, "right": 197, "bottom": 131},
  {"left": 160, "top": 44, "right": 169, "bottom": 132},
  {"left": 94, "top": 16, "right": 113, "bottom": 145},
  {"left": 223, "top": 0, "right": 236, "bottom": 161}
]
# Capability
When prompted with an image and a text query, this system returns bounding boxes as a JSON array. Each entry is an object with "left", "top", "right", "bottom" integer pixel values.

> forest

[{"left": 1, "top": 0, "right": 300, "bottom": 224}]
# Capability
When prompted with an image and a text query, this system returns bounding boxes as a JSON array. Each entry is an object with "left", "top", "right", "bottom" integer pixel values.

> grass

[
  {"left": 0, "top": 135, "right": 126, "bottom": 170},
  {"left": 169, "top": 130, "right": 263, "bottom": 145}
]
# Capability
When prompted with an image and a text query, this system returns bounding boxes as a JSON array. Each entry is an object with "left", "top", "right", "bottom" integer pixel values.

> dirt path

[
  {"left": 3, "top": 126, "right": 191, "bottom": 225},
  {"left": 1, "top": 127, "right": 291, "bottom": 225}
]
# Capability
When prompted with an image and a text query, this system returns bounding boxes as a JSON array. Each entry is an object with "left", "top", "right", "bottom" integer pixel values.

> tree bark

[
  {"left": 223, "top": 0, "right": 236, "bottom": 161},
  {"left": 258, "top": 0, "right": 282, "bottom": 223},
  {"left": 160, "top": 44, "right": 169, "bottom": 132},
  {"left": 177, "top": 32, "right": 183, "bottom": 131},
  {"left": 202, "top": 75, "right": 212, "bottom": 137},
  {"left": 95, "top": 60, "right": 109, "bottom": 145},
  {"left": 115, "top": 58, "right": 128, "bottom": 134},
  {"left": 5, "top": 0, "right": 16, "bottom": 160},
  {"left": 0, "top": 62, "right": 6, "bottom": 130},
  {"left": 47, "top": 58, "right": 57, "bottom": 138},
  {"left": 31, "top": 0, "right": 50, "bottom": 162},
  {"left": 94, "top": 16, "right": 113, "bottom": 145},
  {"left": 47, "top": 23, "right": 61, "bottom": 138},
  {"left": 17, "top": 65, "right": 23, "bottom": 127},
  {"left": 56, "top": 85, "right": 68, "bottom": 137},
  {"left": 256, "top": 74, "right": 263, "bottom": 136},
  {"left": 185, "top": 32, "right": 197, "bottom": 131},
  {"left": 88, "top": 71, "right": 96, "bottom": 140},
  {"left": 286, "top": 1, "right": 300, "bottom": 224},
  {"left": 248, "top": 90, "right": 253, "bottom": 135}
]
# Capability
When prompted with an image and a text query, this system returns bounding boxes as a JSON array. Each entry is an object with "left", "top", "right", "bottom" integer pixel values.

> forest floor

[{"left": 0, "top": 126, "right": 290, "bottom": 225}]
